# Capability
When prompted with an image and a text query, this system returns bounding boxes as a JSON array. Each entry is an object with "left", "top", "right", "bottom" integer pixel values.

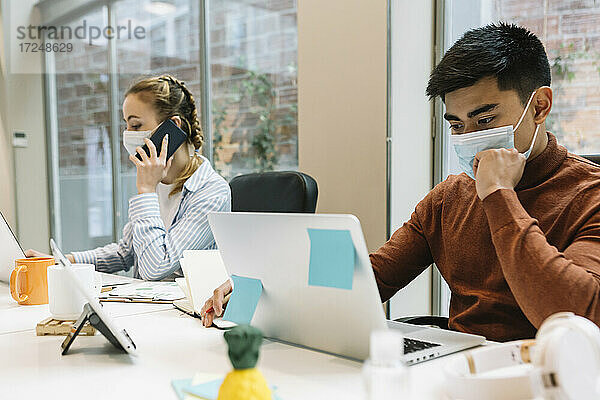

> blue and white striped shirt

[{"left": 73, "top": 156, "right": 231, "bottom": 280}]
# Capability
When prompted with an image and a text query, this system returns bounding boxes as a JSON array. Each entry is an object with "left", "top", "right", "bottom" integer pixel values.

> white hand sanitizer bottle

[{"left": 363, "top": 330, "right": 409, "bottom": 399}]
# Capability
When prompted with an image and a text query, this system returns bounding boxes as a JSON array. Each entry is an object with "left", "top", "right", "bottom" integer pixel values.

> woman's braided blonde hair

[{"left": 125, "top": 74, "right": 204, "bottom": 196}]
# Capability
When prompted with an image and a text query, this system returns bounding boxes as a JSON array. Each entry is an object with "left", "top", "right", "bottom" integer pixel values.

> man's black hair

[{"left": 426, "top": 22, "right": 551, "bottom": 104}]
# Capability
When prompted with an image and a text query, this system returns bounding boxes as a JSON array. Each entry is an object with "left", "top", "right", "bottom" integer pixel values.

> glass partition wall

[
  {"left": 113, "top": 0, "right": 204, "bottom": 231},
  {"left": 208, "top": 0, "right": 298, "bottom": 180},
  {"left": 46, "top": 7, "right": 114, "bottom": 252},
  {"left": 45, "top": 0, "right": 298, "bottom": 253},
  {"left": 440, "top": 0, "right": 600, "bottom": 182}
]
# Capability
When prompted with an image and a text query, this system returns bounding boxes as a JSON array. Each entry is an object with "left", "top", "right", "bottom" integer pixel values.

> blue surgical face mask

[{"left": 450, "top": 91, "right": 541, "bottom": 179}]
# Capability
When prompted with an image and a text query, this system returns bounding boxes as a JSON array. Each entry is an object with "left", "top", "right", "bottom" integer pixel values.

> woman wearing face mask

[{"left": 26, "top": 75, "right": 231, "bottom": 280}]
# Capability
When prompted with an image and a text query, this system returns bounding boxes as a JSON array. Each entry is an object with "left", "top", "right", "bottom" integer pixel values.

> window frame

[{"left": 431, "top": 0, "right": 450, "bottom": 318}]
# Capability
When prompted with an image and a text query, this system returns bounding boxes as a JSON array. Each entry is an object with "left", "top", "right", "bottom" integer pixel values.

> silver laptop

[
  {"left": 0, "top": 212, "right": 25, "bottom": 282},
  {"left": 208, "top": 212, "right": 485, "bottom": 364}
]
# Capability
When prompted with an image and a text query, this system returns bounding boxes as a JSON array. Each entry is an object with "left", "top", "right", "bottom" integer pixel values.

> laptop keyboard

[{"left": 404, "top": 338, "right": 441, "bottom": 354}]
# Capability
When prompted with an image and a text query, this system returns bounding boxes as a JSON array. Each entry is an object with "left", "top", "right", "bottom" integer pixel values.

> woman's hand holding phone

[{"left": 130, "top": 135, "right": 172, "bottom": 194}]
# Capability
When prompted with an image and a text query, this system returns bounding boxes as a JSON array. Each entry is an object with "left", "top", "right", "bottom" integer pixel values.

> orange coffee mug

[{"left": 10, "top": 257, "right": 55, "bottom": 305}]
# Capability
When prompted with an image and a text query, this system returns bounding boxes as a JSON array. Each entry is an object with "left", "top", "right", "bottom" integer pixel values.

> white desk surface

[
  {"left": 0, "top": 276, "right": 173, "bottom": 335},
  {"left": 0, "top": 279, "right": 458, "bottom": 399}
]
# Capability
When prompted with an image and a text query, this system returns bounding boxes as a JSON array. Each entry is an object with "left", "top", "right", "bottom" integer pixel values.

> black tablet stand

[{"left": 61, "top": 303, "right": 129, "bottom": 355}]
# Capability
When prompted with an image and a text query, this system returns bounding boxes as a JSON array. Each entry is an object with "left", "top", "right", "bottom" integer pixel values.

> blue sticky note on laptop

[
  {"left": 307, "top": 228, "right": 355, "bottom": 290},
  {"left": 223, "top": 275, "right": 263, "bottom": 325}
]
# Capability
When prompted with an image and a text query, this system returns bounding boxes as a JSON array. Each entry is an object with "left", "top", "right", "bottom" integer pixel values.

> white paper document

[{"left": 100, "top": 281, "right": 185, "bottom": 301}]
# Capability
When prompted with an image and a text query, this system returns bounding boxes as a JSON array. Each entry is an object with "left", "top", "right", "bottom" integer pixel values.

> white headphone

[{"left": 444, "top": 312, "right": 600, "bottom": 400}]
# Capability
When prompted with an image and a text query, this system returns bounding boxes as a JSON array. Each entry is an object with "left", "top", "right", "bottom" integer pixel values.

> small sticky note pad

[
  {"left": 171, "top": 378, "right": 193, "bottom": 400},
  {"left": 183, "top": 377, "right": 282, "bottom": 400},
  {"left": 222, "top": 275, "right": 263, "bottom": 325},
  {"left": 184, "top": 378, "right": 223, "bottom": 399},
  {"left": 307, "top": 228, "right": 355, "bottom": 290}
]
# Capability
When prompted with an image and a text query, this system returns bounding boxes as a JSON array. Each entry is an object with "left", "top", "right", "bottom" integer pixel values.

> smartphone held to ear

[{"left": 136, "top": 119, "right": 188, "bottom": 161}]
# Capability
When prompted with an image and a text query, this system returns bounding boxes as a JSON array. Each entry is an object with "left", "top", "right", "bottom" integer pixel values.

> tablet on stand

[{"left": 50, "top": 239, "right": 137, "bottom": 356}]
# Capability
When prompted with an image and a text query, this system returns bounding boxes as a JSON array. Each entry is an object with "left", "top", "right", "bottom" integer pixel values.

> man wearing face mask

[
  {"left": 202, "top": 23, "right": 600, "bottom": 339},
  {"left": 371, "top": 22, "right": 600, "bottom": 341}
]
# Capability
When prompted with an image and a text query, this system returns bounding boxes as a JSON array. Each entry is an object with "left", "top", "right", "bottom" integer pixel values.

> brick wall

[
  {"left": 55, "top": 45, "right": 110, "bottom": 176},
  {"left": 494, "top": 0, "right": 600, "bottom": 153}
]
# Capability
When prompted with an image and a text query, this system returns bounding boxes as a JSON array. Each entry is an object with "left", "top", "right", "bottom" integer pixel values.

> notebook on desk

[
  {"left": 173, "top": 250, "right": 235, "bottom": 329},
  {"left": 174, "top": 277, "right": 193, "bottom": 311}
]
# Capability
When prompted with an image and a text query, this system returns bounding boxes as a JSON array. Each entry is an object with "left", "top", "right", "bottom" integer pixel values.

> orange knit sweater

[{"left": 370, "top": 133, "right": 600, "bottom": 341}]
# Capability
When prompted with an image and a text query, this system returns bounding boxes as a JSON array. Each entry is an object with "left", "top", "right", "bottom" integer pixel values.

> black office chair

[
  {"left": 229, "top": 171, "right": 318, "bottom": 213},
  {"left": 581, "top": 154, "right": 600, "bottom": 166},
  {"left": 391, "top": 266, "right": 450, "bottom": 330},
  {"left": 395, "top": 314, "right": 449, "bottom": 330}
]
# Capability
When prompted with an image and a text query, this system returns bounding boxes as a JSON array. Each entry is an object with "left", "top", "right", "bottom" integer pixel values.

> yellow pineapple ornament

[{"left": 217, "top": 325, "right": 271, "bottom": 400}]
